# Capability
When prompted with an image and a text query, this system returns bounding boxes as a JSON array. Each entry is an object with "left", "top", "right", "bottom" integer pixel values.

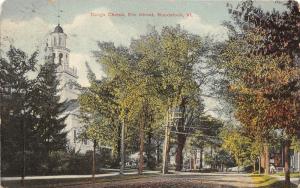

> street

[
  {"left": 66, "top": 172, "right": 255, "bottom": 188},
  {"left": 3, "top": 171, "right": 300, "bottom": 188}
]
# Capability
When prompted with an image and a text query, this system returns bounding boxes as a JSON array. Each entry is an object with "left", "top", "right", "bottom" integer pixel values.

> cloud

[
  {"left": 178, "top": 13, "right": 227, "bottom": 40},
  {"left": 1, "top": 7, "right": 140, "bottom": 86},
  {"left": 1, "top": 17, "right": 52, "bottom": 53},
  {"left": 0, "top": 0, "right": 6, "bottom": 14},
  {"left": 63, "top": 7, "right": 140, "bottom": 53},
  {"left": 1, "top": 9, "right": 228, "bottom": 87},
  {"left": 69, "top": 52, "right": 105, "bottom": 86}
]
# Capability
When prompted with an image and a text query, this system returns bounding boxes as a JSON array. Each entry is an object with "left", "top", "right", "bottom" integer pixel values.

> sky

[{"left": 0, "top": 0, "right": 286, "bottom": 118}]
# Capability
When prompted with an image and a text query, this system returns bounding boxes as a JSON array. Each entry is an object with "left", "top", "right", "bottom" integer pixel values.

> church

[{"left": 44, "top": 24, "right": 94, "bottom": 153}]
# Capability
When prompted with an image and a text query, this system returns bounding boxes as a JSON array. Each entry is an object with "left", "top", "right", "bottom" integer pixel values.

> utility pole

[
  {"left": 21, "top": 110, "right": 25, "bottom": 187},
  {"left": 162, "top": 109, "right": 170, "bottom": 174},
  {"left": 92, "top": 140, "right": 96, "bottom": 184},
  {"left": 120, "top": 119, "right": 125, "bottom": 175},
  {"left": 0, "top": 88, "right": 2, "bottom": 188}
]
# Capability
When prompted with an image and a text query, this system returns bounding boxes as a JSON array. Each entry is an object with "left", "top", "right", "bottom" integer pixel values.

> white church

[{"left": 44, "top": 24, "right": 94, "bottom": 153}]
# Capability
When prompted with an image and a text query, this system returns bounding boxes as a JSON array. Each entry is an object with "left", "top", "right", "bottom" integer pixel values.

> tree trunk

[
  {"left": 211, "top": 146, "right": 213, "bottom": 169},
  {"left": 92, "top": 140, "right": 96, "bottom": 184},
  {"left": 138, "top": 118, "right": 145, "bottom": 175},
  {"left": 113, "top": 123, "right": 122, "bottom": 168},
  {"left": 190, "top": 150, "right": 195, "bottom": 170},
  {"left": 175, "top": 134, "right": 186, "bottom": 171},
  {"left": 284, "top": 140, "right": 291, "bottom": 188},
  {"left": 146, "top": 126, "right": 154, "bottom": 169},
  {"left": 253, "top": 160, "right": 256, "bottom": 173},
  {"left": 264, "top": 144, "right": 270, "bottom": 175},
  {"left": 259, "top": 156, "right": 261, "bottom": 174},
  {"left": 193, "top": 150, "right": 197, "bottom": 170},
  {"left": 199, "top": 148, "right": 203, "bottom": 170},
  {"left": 238, "top": 158, "right": 240, "bottom": 174},
  {"left": 162, "top": 114, "right": 171, "bottom": 174},
  {"left": 175, "top": 98, "right": 187, "bottom": 171},
  {"left": 120, "top": 120, "right": 125, "bottom": 175},
  {"left": 156, "top": 142, "right": 160, "bottom": 166}
]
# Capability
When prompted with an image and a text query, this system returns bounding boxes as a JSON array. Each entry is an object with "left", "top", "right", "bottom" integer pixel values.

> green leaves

[
  {"left": 221, "top": 129, "right": 252, "bottom": 167},
  {"left": 1, "top": 46, "right": 68, "bottom": 175},
  {"left": 80, "top": 25, "right": 207, "bottom": 167}
]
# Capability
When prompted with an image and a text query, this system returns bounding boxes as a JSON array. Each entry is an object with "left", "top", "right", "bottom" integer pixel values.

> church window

[
  {"left": 83, "top": 138, "right": 87, "bottom": 145},
  {"left": 59, "top": 53, "right": 63, "bottom": 64},
  {"left": 54, "top": 37, "right": 57, "bottom": 46}
]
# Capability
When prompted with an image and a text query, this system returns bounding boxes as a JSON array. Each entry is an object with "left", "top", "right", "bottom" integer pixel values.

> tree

[
  {"left": 0, "top": 46, "right": 38, "bottom": 176},
  {"left": 156, "top": 26, "right": 205, "bottom": 171},
  {"left": 221, "top": 128, "right": 252, "bottom": 173},
  {"left": 79, "top": 24, "right": 218, "bottom": 175},
  {"left": 79, "top": 74, "right": 122, "bottom": 167},
  {"left": 190, "top": 115, "right": 223, "bottom": 169},
  {"left": 218, "top": 1, "right": 300, "bottom": 185},
  {"left": 29, "top": 59, "right": 68, "bottom": 174}
]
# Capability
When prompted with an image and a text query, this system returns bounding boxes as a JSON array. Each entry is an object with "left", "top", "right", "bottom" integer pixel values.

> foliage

[
  {"left": 1, "top": 46, "right": 38, "bottom": 176},
  {"left": 80, "top": 25, "right": 208, "bottom": 172},
  {"left": 221, "top": 128, "right": 252, "bottom": 168},
  {"left": 222, "top": 0, "right": 300, "bottom": 137},
  {"left": 1, "top": 47, "right": 68, "bottom": 176},
  {"left": 190, "top": 115, "right": 223, "bottom": 149},
  {"left": 29, "top": 60, "right": 68, "bottom": 173}
]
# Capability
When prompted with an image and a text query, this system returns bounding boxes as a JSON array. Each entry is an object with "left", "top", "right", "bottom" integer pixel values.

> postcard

[{"left": 0, "top": 0, "right": 299, "bottom": 188}]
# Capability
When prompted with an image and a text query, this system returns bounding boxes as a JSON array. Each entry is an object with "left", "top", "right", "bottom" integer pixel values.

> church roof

[{"left": 53, "top": 24, "right": 64, "bottom": 33}]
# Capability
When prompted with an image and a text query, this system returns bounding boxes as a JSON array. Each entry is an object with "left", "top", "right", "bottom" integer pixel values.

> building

[
  {"left": 261, "top": 143, "right": 300, "bottom": 173},
  {"left": 44, "top": 24, "right": 94, "bottom": 153}
]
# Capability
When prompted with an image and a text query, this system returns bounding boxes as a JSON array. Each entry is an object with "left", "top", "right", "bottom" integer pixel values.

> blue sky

[{"left": 0, "top": 0, "right": 286, "bottom": 118}]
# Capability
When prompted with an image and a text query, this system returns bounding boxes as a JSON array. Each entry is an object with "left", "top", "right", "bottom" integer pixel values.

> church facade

[{"left": 44, "top": 24, "right": 94, "bottom": 153}]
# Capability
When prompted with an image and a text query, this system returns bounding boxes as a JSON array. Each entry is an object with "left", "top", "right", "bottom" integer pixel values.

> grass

[
  {"left": 2, "top": 173, "right": 159, "bottom": 188},
  {"left": 250, "top": 174, "right": 298, "bottom": 188},
  {"left": 275, "top": 172, "right": 300, "bottom": 178}
]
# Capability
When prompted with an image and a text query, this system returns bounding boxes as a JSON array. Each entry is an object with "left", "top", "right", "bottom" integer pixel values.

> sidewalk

[{"left": 2, "top": 170, "right": 160, "bottom": 181}]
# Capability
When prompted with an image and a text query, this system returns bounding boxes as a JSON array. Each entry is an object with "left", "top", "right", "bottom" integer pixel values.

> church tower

[
  {"left": 43, "top": 24, "right": 108, "bottom": 153},
  {"left": 45, "top": 24, "right": 78, "bottom": 101},
  {"left": 44, "top": 24, "right": 94, "bottom": 153}
]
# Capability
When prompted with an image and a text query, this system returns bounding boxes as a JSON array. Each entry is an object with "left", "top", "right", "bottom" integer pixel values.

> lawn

[
  {"left": 275, "top": 172, "right": 300, "bottom": 178},
  {"left": 2, "top": 174, "right": 159, "bottom": 188},
  {"left": 250, "top": 174, "right": 298, "bottom": 188}
]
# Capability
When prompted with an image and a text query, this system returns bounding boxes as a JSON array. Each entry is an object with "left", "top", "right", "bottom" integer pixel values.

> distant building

[
  {"left": 261, "top": 143, "right": 300, "bottom": 173},
  {"left": 44, "top": 24, "right": 94, "bottom": 153}
]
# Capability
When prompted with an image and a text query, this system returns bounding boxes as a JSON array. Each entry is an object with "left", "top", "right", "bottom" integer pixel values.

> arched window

[
  {"left": 54, "top": 37, "right": 57, "bottom": 46},
  {"left": 59, "top": 53, "right": 63, "bottom": 64}
]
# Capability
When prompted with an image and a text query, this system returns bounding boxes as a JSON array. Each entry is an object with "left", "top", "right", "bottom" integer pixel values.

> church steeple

[
  {"left": 46, "top": 24, "right": 69, "bottom": 66},
  {"left": 44, "top": 24, "right": 78, "bottom": 101},
  {"left": 45, "top": 24, "right": 77, "bottom": 80}
]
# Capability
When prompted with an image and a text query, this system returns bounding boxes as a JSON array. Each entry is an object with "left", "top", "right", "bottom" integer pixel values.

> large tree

[
  {"left": 0, "top": 46, "right": 38, "bottom": 176},
  {"left": 220, "top": 1, "right": 300, "bottom": 186},
  {"left": 29, "top": 60, "right": 68, "bottom": 174},
  {"left": 81, "top": 25, "right": 207, "bottom": 174}
]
